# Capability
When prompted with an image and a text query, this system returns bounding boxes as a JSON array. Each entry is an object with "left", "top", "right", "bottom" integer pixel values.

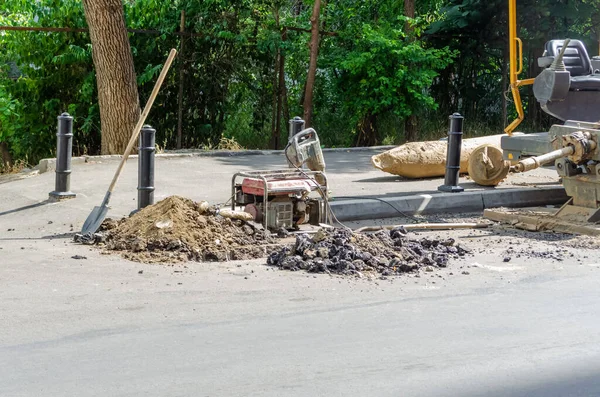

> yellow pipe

[
  {"left": 508, "top": 0, "right": 518, "bottom": 86},
  {"left": 516, "top": 37, "right": 523, "bottom": 75},
  {"left": 517, "top": 78, "right": 535, "bottom": 86},
  {"left": 505, "top": 0, "right": 533, "bottom": 135}
]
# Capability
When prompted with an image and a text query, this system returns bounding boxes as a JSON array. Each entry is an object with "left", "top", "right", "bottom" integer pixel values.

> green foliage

[
  {"left": 127, "top": 0, "right": 277, "bottom": 149},
  {"left": 335, "top": 24, "right": 453, "bottom": 123},
  {"left": 2, "top": 0, "right": 600, "bottom": 165},
  {"left": 311, "top": 0, "right": 454, "bottom": 144},
  {"left": 1, "top": 0, "right": 96, "bottom": 161}
]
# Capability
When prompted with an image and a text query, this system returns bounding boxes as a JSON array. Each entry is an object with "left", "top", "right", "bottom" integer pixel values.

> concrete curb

[
  {"left": 330, "top": 186, "right": 568, "bottom": 221},
  {"left": 37, "top": 146, "right": 395, "bottom": 174}
]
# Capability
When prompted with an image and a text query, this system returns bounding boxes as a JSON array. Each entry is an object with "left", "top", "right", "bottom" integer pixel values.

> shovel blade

[{"left": 81, "top": 205, "right": 109, "bottom": 235}]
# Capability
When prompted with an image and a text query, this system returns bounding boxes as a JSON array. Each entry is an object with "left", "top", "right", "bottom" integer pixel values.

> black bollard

[
  {"left": 287, "top": 117, "right": 305, "bottom": 168},
  {"left": 438, "top": 113, "right": 465, "bottom": 193},
  {"left": 137, "top": 125, "right": 156, "bottom": 210},
  {"left": 288, "top": 116, "right": 305, "bottom": 141},
  {"left": 49, "top": 113, "right": 76, "bottom": 200}
]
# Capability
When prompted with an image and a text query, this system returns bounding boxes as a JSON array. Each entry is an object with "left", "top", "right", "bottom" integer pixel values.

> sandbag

[{"left": 371, "top": 135, "right": 505, "bottom": 178}]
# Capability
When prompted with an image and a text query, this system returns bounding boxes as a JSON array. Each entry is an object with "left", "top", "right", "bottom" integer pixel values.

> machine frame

[{"left": 231, "top": 169, "right": 330, "bottom": 230}]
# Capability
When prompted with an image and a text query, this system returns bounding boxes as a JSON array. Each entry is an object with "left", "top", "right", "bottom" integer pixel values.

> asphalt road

[
  {"left": 2, "top": 222, "right": 600, "bottom": 396},
  {"left": 1, "top": 151, "right": 598, "bottom": 396}
]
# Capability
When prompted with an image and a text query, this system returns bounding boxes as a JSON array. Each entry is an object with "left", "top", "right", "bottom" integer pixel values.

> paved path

[{"left": 0, "top": 150, "right": 559, "bottom": 225}]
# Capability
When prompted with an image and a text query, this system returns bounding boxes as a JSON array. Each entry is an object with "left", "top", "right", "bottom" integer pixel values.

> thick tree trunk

[
  {"left": 303, "top": 0, "right": 321, "bottom": 127},
  {"left": 404, "top": 0, "right": 418, "bottom": 142},
  {"left": 82, "top": 0, "right": 140, "bottom": 155}
]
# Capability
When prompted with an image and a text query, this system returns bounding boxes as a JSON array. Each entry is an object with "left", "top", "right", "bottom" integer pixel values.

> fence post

[
  {"left": 138, "top": 125, "right": 156, "bottom": 210},
  {"left": 49, "top": 112, "right": 76, "bottom": 200},
  {"left": 288, "top": 116, "right": 305, "bottom": 142},
  {"left": 438, "top": 113, "right": 465, "bottom": 193}
]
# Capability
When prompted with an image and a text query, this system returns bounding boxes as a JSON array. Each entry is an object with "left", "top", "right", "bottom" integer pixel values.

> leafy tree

[
  {"left": 0, "top": 0, "right": 97, "bottom": 163},
  {"left": 3, "top": 0, "right": 598, "bottom": 169},
  {"left": 319, "top": 0, "right": 454, "bottom": 145}
]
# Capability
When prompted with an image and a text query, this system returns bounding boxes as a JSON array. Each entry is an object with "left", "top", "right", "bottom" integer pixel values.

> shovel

[{"left": 81, "top": 48, "right": 177, "bottom": 235}]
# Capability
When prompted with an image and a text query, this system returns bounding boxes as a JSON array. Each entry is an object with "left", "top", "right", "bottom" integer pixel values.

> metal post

[
  {"left": 138, "top": 125, "right": 156, "bottom": 210},
  {"left": 288, "top": 116, "right": 305, "bottom": 141},
  {"left": 287, "top": 117, "right": 305, "bottom": 168},
  {"left": 438, "top": 113, "right": 465, "bottom": 193},
  {"left": 49, "top": 112, "right": 76, "bottom": 200}
]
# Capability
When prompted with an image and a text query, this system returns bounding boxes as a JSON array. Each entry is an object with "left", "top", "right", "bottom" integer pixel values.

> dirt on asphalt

[
  {"left": 97, "top": 196, "right": 472, "bottom": 276},
  {"left": 96, "top": 197, "right": 596, "bottom": 275},
  {"left": 100, "top": 196, "right": 278, "bottom": 263}
]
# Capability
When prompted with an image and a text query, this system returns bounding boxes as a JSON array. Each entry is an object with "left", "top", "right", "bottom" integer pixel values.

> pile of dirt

[
  {"left": 267, "top": 227, "right": 470, "bottom": 277},
  {"left": 100, "top": 196, "right": 277, "bottom": 263}
]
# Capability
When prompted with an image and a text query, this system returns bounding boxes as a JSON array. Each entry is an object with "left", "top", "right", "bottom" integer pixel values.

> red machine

[{"left": 231, "top": 128, "right": 329, "bottom": 230}]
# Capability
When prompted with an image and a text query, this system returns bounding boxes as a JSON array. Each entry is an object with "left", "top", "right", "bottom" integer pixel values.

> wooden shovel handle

[{"left": 107, "top": 48, "right": 177, "bottom": 193}]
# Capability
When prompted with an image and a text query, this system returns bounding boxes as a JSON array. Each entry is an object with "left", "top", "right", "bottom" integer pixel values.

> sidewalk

[{"left": 0, "top": 149, "right": 564, "bottom": 236}]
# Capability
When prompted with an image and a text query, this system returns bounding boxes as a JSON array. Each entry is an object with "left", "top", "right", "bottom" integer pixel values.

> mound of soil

[
  {"left": 101, "top": 196, "right": 277, "bottom": 263},
  {"left": 267, "top": 227, "right": 469, "bottom": 277}
]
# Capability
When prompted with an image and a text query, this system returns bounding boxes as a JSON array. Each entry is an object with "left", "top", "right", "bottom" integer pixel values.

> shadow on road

[
  {"left": 213, "top": 151, "right": 380, "bottom": 173},
  {"left": 462, "top": 367, "right": 600, "bottom": 397},
  {"left": 0, "top": 232, "right": 75, "bottom": 241},
  {"left": 0, "top": 200, "right": 52, "bottom": 217}
]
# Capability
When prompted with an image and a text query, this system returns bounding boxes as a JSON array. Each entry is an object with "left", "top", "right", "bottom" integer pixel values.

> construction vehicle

[
  {"left": 231, "top": 119, "right": 330, "bottom": 230},
  {"left": 469, "top": 0, "right": 600, "bottom": 224},
  {"left": 503, "top": 0, "right": 600, "bottom": 140}
]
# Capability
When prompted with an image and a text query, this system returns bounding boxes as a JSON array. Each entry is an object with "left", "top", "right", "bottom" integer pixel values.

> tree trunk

[
  {"left": 502, "top": 45, "right": 508, "bottom": 129},
  {"left": 356, "top": 113, "right": 377, "bottom": 147},
  {"left": 176, "top": 10, "right": 186, "bottom": 149},
  {"left": 303, "top": 0, "right": 322, "bottom": 127},
  {"left": 275, "top": 29, "right": 287, "bottom": 149},
  {"left": 403, "top": 0, "right": 415, "bottom": 32},
  {"left": 404, "top": 116, "right": 418, "bottom": 142},
  {"left": 282, "top": 73, "right": 290, "bottom": 128},
  {"left": 528, "top": 47, "right": 537, "bottom": 130},
  {"left": 404, "top": 0, "right": 417, "bottom": 142},
  {"left": 271, "top": 8, "right": 285, "bottom": 150},
  {"left": 0, "top": 142, "right": 12, "bottom": 170},
  {"left": 82, "top": 0, "right": 140, "bottom": 155},
  {"left": 270, "top": 50, "right": 280, "bottom": 149}
]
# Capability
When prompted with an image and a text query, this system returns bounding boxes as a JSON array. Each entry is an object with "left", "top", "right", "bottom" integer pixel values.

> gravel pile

[{"left": 267, "top": 227, "right": 469, "bottom": 277}]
